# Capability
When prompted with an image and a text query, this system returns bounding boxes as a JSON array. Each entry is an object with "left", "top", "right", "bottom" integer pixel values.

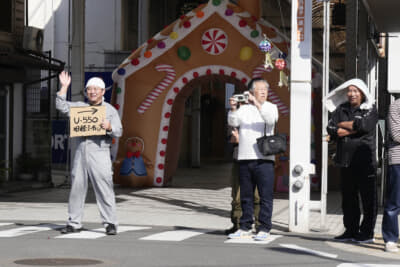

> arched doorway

[{"left": 172, "top": 75, "right": 247, "bottom": 169}]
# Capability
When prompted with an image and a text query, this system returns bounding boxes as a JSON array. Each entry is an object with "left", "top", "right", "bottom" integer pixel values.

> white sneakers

[
  {"left": 228, "top": 229, "right": 253, "bottom": 239},
  {"left": 228, "top": 229, "right": 270, "bottom": 241},
  {"left": 253, "top": 231, "right": 270, "bottom": 241},
  {"left": 385, "top": 241, "right": 399, "bottom": 253}
]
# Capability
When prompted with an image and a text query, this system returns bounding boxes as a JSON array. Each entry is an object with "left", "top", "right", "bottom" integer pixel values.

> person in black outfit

[{"left": 325, "top": 78, "right": 378, "bottom": 243}]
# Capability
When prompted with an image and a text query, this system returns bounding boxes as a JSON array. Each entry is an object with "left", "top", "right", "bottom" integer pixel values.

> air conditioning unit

[{"left": 23, "top": 26, "right": 44, "bottom": 52}]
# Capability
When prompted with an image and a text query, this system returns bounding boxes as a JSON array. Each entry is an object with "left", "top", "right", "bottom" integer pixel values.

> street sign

[{"left": 69, "top": 106, "right": 106, "bottom": 137}]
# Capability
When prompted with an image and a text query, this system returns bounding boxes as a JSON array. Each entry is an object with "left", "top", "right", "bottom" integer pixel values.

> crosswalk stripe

[
  {"left": 280, "top": 244, "right": 338, "bottom": 259},
  {"left": 0, "top": 224, "right": 62, "bottom": 237},
  {"left": 55, "top": 226, "right": 151, "bottom": 239},
  {"left": 224, "top": 234, "right": 282, "bottom": 244},
  {"left": 140, "top": 230, "right": 209, "bottom": 241},
  {"left": 338, "top": 264, "right": 400, "bottom": 267},
  {"left": 0, "top": 223, "right": 14, "bottom": 227}
]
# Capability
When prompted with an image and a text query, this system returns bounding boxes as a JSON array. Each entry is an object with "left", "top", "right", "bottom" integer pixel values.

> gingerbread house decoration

[{"left": 111, "top": 0, "right": 291, "bottom": 187}]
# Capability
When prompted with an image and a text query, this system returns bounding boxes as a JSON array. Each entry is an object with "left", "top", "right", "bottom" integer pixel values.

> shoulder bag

[{"left": 256, "top": 123, "right": 287, "bottom": 156}]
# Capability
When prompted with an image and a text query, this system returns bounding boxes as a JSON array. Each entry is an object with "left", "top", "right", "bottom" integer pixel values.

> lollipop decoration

[
  {"left": 275, "top": 58, "right": 288, "bottom": 87},
  {"left": 258, "top": 35, "right": 274, "bottom": 70},
  {"left": 201, "top": 28, "right": 228, "bottom": 55}
]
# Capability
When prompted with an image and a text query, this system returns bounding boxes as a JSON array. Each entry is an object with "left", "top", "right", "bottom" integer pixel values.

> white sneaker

[
  {"left": 385, "top": 241, "right": 399, "bottom": 253},
  {"left": 228, "top": 229, "right": 253, "bottom": 239},
  {"left": 254, "top": 231, "right": 270, "bottom": 241}
]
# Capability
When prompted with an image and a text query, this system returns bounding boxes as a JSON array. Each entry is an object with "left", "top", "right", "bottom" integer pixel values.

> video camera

[{"left": 232, "top": 91, "right": 250, "bottom": 103}]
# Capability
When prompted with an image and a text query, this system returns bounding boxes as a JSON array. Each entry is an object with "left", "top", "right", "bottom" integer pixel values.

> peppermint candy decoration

[
  {"left": 275, "top": 58, "right": 287, "bottom": 70},
  {"left": 201, "top": 28, "right": 228, "bottom": 55},
  {"left": 259, "top": 39, "right": 272, "bottom": 53}
]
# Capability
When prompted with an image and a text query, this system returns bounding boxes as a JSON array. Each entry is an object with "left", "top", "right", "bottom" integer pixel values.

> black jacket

[{"left": 327, "top": 102, "right": 378, "bottom": 168}]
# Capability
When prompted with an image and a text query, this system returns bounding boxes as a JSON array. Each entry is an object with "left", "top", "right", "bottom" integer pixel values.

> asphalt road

[{"left": 0, "top": 221, "right": 398, "bottom": 267}]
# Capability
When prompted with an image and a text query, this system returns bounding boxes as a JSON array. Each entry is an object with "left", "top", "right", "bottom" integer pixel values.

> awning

[{"left": 0, "top": 49, "right": 65, "bottom": 84}]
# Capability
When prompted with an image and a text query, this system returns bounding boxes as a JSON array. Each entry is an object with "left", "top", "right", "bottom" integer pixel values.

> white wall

[
  {"left": 53, "top": 0, "right": 69, "bottom": 66},
  {"left": 28, "top": 0, "right": 63, "bottom": 53},
  {"left": 388, "top": 33, "right": 400, "bottom": 93},
  {"left": 85, "top": 0, "right": 122, "bottom": 69},
  {"left": 28, "top": 0, "right": 122, "bottom": 71}
]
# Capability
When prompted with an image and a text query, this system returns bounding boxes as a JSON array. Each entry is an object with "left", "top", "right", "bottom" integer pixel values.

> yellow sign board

[{"left": 70, "top": 106, "right": 106, "bottom": 137}]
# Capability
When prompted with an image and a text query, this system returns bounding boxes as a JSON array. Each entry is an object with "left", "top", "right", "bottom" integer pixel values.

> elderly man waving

[{"left": 56, "top": 71, "right": 122, "bottom": 235}]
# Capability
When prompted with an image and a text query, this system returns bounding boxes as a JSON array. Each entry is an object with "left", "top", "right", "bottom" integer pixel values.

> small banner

[{"left": 69, "top": 106, "right": 106, "bottom": 137}]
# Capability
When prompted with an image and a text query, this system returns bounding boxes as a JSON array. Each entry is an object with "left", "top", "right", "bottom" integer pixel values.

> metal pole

[
  {"left": 191, "top": 87, "right": 201, "bottom": 168},
  {"left": 138, "top": 0, "right": 149, "bottom": 46},
  {"left": 48, "top": 50, "right": 52, "bottom": 183},
  {"left": 69, "top": 0, "right": 85, "bottom": 184},
  {"left": 321, "top": 0, "right": 331, "bottom": 231},
  {"left": 71, "top": 0, "right": 85, "bottom": 102}
]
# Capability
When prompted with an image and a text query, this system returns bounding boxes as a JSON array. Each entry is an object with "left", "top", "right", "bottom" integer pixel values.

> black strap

[{"left": 264, "top": 123, "right": 277, "bottom": 136}]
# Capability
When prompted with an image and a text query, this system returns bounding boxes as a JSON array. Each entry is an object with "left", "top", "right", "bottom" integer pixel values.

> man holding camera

[{"left": 227, "top": 78, "right": 279, "bottom": 240}]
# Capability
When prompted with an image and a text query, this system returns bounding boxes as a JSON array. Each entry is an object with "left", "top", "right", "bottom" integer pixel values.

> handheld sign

[{"left": 70, "top": 106, "right": 106, "bottom": 137}]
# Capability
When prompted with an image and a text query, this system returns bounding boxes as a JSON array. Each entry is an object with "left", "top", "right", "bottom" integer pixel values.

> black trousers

[
  {"left": 239, "top": 160, "right": 275, "bottom": 232},
  {"left": 340, "top": 164, "right": 377, "bottom": 237}
]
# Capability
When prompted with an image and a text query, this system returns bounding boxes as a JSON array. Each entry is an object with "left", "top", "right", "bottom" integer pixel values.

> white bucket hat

[
  {"left": 85, "top": 77, "right": 105, "bottom": 89},
  {"left": 324, "top": 78, "right": 375, "bottom": 112}
]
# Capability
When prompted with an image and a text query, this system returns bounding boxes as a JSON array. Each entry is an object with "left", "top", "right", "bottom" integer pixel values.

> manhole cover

[{"left": 14, "top": 258, "right": 103, "bottom": 266}]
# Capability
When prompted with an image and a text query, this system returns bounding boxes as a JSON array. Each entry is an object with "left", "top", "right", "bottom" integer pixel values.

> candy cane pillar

[{"left": 289, "top": 0, "right": 314, "bottom": 233}]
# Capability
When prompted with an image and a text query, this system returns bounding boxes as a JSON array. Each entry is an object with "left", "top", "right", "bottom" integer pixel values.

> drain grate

[{"left": 14, "top": 258, "right": 103, "bottom": 266}]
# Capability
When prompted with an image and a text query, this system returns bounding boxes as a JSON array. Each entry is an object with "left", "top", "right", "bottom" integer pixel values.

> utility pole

[
  {"left": 71, "top": 0, "right": 85, "bottom": 102},
  {"left": 289, "top": 0, "right": 313, "bottom": 233},
  {"left": 69, "top": 0, "right": 85, "bottom": 175}
]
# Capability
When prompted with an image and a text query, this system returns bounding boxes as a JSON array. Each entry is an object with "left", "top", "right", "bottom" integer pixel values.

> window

[
  {"left": 122, "top": 0, "right": 181, "bottom": 50},
  {"left": 0, "top": 0, "right": 12, "bottom": 33},
  {"left": 122, "top": 0, "right": 139, "bottom": 50}
]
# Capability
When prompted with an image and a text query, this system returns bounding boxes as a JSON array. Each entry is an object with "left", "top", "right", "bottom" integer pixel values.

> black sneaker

[
  {"left": 106, "top": 224, "right": 117, "bottom": 235},
  {"left": 60, "top": 225, "right": 82, "bottom": 234},
  {"left": 333, "top": 231, "right": 355, "bottom": 242},
  {"left": 354, "top": 233, "right": 375, "bottom": 243}
]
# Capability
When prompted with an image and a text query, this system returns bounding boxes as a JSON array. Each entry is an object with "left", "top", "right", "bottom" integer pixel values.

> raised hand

[{"left": 58, "top": 71, "right": 71, "bottom": 94}]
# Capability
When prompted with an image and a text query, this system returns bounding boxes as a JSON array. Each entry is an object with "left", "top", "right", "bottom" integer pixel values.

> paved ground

[{"left": 0, "top": 161, "right": 398, "bottom": 260}]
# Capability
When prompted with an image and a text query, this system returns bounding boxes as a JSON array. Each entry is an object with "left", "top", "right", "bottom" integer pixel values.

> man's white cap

[
  {"left": 85, "top": 77, "right": 105, "bottom": 89},
  {"left": 324, "top": 78, "right": 375, "bottom": 112}
]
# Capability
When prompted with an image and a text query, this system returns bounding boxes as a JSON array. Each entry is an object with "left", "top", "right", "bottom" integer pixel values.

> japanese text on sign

[
  {"left": 70, "top": 106, "right": 106, "bottom": 137},
  {"left": 297, "top": 0, "right": 305, "bottom": 42}
]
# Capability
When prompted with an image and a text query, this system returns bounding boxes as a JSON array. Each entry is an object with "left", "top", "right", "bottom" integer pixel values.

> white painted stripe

[
  {"left": 55, "top": 228, "right": 105, "bottom": 239},
  {"left": 0, "top": 224, "right": 62, "bottom": 237},
  {"left": 140, "top": 230, "right": 208, "bottom": 241},
  {"left": 225, "top": 234, "right": 282, "bottom": 244},
  {"left": 279, "top": 244, "right": 338, "bottom": 259},
  {"left": 0, "top": 223, "right": 14, "bottom": 227},
  {"left": 338, "top": 264, "right": 400, "bottom": 267},
  {"left": 55, "top": 226, "right": 150, "bottom": 239}
]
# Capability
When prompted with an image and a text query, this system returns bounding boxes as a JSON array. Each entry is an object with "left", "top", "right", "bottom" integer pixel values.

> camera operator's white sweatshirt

[{"left": 227, "top": 101, "right": 278, "bottom": 161}]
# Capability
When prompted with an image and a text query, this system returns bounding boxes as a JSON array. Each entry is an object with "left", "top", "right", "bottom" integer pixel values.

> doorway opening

[{"left": 176, "top": 75, "right": 247, "bottom": 168}]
